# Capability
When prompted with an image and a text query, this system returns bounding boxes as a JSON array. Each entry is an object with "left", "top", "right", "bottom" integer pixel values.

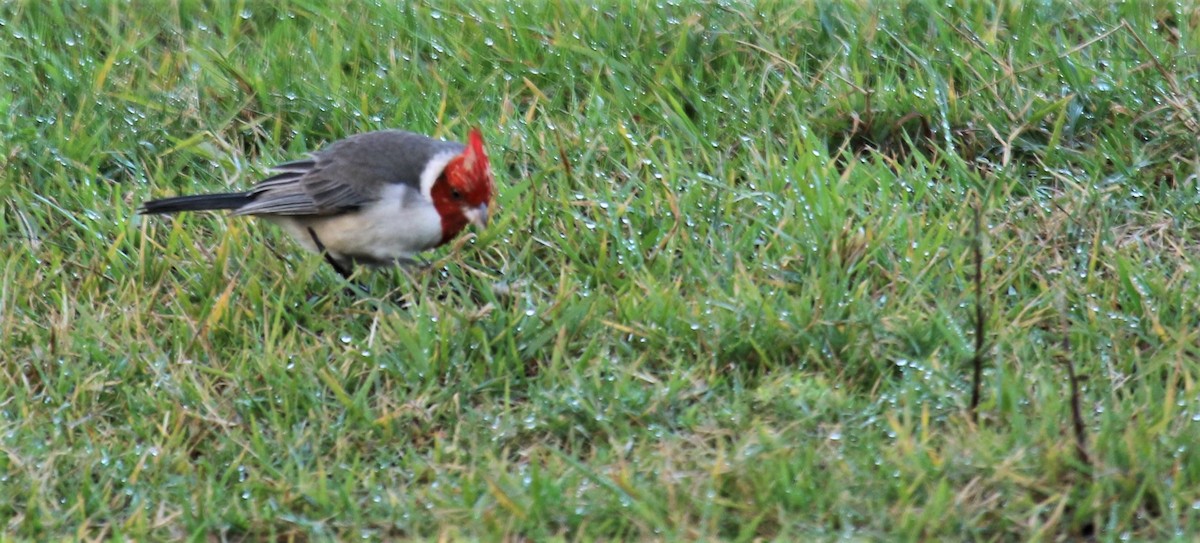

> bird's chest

[
  {"left": 276, "top": 186, "right": 444, "bottom": 264},
  {"left": 334, "top": 200, "right": 444, "bottom": 260}
]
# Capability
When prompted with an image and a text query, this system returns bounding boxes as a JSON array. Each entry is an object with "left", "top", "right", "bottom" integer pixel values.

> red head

[{"left": 431, "top": 128, "right": 495, "bottom": 244}]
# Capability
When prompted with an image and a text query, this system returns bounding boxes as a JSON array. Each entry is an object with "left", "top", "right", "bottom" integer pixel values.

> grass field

[{"left": 4, "top": 0, "right": 1200, "bottom": 540}]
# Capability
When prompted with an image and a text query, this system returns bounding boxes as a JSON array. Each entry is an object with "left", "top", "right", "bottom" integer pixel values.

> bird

[{"left": 140, "top": 128, "right": 495, "bottom": 279}]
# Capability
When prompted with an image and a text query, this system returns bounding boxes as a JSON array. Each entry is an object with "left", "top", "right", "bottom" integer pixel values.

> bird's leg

[
  {"left": 305, "top": 226, "right": 353, "bottom": 279},
  {"left": 307, "top": 226, "right": 366, "bottom": 296},
  {"left": 393, "top": 256, "right": 433, "bottom": 270}
]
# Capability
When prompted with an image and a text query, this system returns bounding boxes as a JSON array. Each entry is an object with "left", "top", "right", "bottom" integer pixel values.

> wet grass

[{"left": 3, "top": 0, "right": 1200, "bottom": 540}]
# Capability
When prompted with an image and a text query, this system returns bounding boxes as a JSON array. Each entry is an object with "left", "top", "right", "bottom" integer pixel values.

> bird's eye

[{"left": 450, "top": 189, "right": 463, "bottom": 200}]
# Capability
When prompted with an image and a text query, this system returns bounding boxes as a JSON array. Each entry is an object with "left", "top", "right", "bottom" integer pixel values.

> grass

[{"left": 3, "top": 0, "right": 1200, "bottom": 540}]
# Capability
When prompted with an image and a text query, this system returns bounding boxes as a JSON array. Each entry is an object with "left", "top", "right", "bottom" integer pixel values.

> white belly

[{"left": 267, "top": 186, "right": 443, "bottom": 265}]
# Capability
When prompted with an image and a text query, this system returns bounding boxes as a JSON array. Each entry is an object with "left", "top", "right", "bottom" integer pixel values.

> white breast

[{"left": 269, "top": 183, "right": 443, "bottom": 264}]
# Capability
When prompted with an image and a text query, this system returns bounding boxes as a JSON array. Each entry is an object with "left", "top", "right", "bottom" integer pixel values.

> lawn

[{"left": 3, "top": 0, "right": 1200, "bottom": 540}]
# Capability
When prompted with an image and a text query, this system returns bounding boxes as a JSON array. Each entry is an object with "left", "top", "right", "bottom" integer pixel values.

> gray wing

[{"left": 233, "top": 130, "right": 465, "bottom": 216}]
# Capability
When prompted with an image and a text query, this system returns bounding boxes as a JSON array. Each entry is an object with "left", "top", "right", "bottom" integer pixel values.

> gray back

[{"left": 234, "top": 130, "right": 465, "bottom": 216}]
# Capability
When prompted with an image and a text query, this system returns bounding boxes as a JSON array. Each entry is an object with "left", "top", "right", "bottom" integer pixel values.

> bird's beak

[{"left": 465, "top": 203, "right": 489, "bottom": 229}]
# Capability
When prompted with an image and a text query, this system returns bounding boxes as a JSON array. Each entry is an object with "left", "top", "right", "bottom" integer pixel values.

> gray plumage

[
  {"left": 235, "top": 130, "right": 465, "bottom": 216},
  {"left": 140, "top": 130, "right": 464, "bottom": 217},
  {"left": 139, "top": 128, "right": 490, "bottom": 278}
]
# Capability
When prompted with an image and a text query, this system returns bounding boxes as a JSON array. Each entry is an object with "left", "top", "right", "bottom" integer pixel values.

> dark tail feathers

[{"left": 139, "top": 192, "right": 253, "bottom": 215}]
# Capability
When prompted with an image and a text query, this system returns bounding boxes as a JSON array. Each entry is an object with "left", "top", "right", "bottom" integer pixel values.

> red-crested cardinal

[{"left": 140, "top": 128, "right": 495, "bottom": 278}]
